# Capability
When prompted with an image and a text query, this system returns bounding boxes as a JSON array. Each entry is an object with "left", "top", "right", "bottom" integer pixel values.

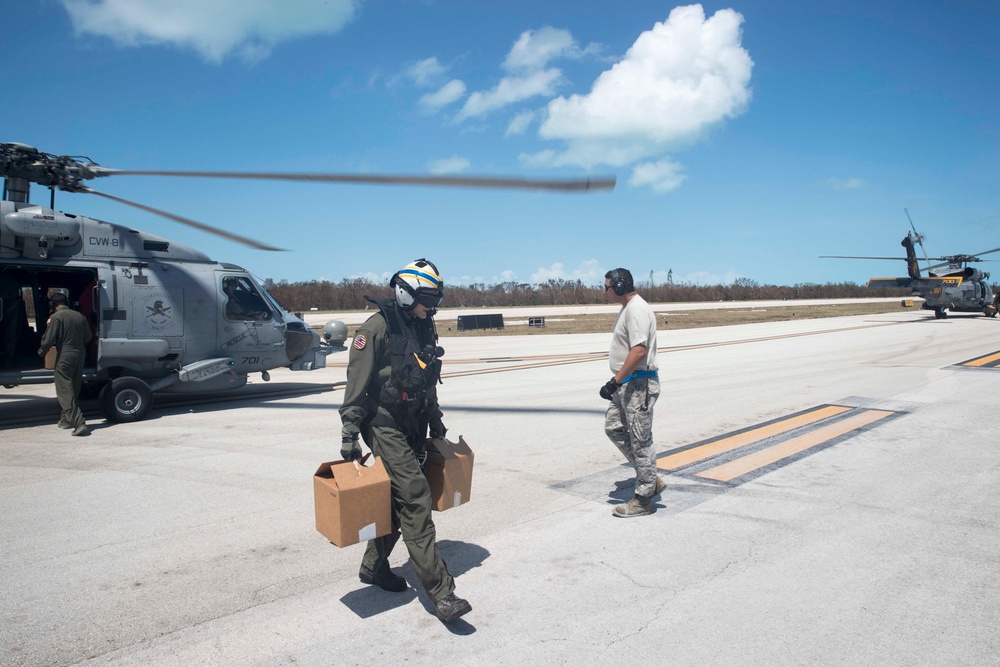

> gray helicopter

[
  {"left": 0, "top": 142, "right": 614, "bottom": 422},
  {"left": 822, "top": 212, "right": 1000, "bottom": 319}
]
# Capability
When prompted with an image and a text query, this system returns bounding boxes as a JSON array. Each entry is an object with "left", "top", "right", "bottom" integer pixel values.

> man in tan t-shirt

[{"left": 601, "top": 268, "right": 664, "bottom": 517}]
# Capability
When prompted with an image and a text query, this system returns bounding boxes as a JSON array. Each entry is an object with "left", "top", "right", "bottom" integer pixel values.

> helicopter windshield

[
  {"left": 249, "top": 273, "right": 288, "bottom": 323},
  {"left": 223, "top": 275, "right": 274, "bottom": 322}
]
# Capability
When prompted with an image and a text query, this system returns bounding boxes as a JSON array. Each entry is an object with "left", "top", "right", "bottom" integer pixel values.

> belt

[{"left": 622, "top": 369, "right": 658, "bottom": 383}]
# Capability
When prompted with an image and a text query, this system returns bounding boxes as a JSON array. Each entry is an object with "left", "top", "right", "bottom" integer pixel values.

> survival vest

[{"left": 366, "top": 297, "right": 442, "bottom": 409}]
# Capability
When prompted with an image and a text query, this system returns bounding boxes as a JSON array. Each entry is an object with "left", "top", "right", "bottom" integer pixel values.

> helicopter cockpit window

[{"left": 223, "top": 276, "right": 271, "bottom": 321}]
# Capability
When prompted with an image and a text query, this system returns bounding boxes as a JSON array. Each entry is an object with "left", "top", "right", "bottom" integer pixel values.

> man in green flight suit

[
  {"left": 38, "top": 292, "right": 93, "bottom": 436},
  {"left": 339, "top": 258, "right": 471, "bottom": 624}
]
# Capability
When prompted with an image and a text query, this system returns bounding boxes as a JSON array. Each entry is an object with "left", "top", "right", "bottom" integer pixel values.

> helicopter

[
  {"left": 0, "top": 142, "right": 614, "bottom": 422},
  {"left": 822, "top": 212, "right": 1000, "bottom": 319}
]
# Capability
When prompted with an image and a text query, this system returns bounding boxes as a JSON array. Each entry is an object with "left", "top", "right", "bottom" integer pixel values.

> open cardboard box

[
  {"left": 314, "top": 455, "right": 392, "bottom": 547},
  {"left": 424, "top": 436, "right": 474, "bottom": 511}
]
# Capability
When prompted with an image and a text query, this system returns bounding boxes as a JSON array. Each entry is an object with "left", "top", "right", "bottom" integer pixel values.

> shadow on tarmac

[{"left": 339, "top": 540, "right": 489, "bottom": 634}]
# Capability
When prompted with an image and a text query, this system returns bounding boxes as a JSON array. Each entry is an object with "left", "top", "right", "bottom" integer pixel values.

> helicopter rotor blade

[
  {"left": 98, "top": 169, "right": 616, "bottom": 192},
  {"left": 84, "top": 188, "right": 285, "bottom": 251},
  {"left": 820, "top": 255, "right": 911, "bottom": 260},
  {"left": 904, "top": 208, "right": 931, "bottom": 266},
  {"left": 925, "top": 246, "right": 1000, "bottom": 272}
]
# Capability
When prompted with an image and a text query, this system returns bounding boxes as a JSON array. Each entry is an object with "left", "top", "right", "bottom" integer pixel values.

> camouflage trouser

[
  {"left": 361, "top": 423, "right": 455, "bottom": 602},
  {"left": 604, "top": 377, "right": 659, "bottom": 497}
]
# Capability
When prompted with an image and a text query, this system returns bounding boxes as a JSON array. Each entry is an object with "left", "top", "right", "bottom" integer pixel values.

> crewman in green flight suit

[
  {"left": 38, "top": 292, "right": 93, "bottom": 436},
  {"left": 339, "top": 258, "right": 471, "bottom": 623}
]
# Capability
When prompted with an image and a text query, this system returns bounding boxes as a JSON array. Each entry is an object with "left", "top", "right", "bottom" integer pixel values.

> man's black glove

[
  {"left": 429, "top": 418, "right": 447, "bottom": 439},
  {"left": 599, "top": 377, "right": 621, "bottom": 400},
  {"left": 341, "top": 435, "right": 362, "bottom": 461}
]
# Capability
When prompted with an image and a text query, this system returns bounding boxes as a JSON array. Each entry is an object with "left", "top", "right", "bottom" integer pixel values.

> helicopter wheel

[
  {"left": 99, "top": 377, "right": 153, "bottom": 423},
  {"left": 934, "top": 308, "right": 947, "bottom": 319}
]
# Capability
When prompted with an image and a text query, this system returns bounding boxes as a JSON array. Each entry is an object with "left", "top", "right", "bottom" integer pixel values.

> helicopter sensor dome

[{"left": 322, "top": 320, "right": 348, "bottom": 346}]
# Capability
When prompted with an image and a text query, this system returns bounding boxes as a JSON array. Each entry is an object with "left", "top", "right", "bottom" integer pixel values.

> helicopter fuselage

[
  {"left": 868, "top": 267, "right": 996, "bottom": 318},
  {"left": 911, "top": 268, "right": 995, "bottom": 314},
  {"left": 861, "top": 230, "right": 998, "bottom": 319},
  {"left": 0, "top": 199, "right": 331, "bottom": 420}
]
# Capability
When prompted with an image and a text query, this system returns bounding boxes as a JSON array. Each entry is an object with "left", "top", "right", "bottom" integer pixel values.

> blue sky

[{"left": 5, "top": 1, "right": 1000, "bottom": 288}]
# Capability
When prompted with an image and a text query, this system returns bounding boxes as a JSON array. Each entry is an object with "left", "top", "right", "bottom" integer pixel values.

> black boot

[
  {"left": 434, "top": 593, "right": 472, "bottom": 622},
  {"left": 359, "top": 564, "right": 407, "bottom": 593}
]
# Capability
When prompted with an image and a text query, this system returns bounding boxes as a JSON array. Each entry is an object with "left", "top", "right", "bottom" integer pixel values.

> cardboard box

[
  {"left": 314, "top": 457, "right": 392, "bottom": 547},
  {"left": 44, "top": 347, "right": 57, "bottom": 370},
  {"left": 424, "top": 436, "right": 474, "bottom": 511}
]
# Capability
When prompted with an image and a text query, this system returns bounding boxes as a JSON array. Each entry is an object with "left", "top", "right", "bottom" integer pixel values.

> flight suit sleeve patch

[{"left": 353, "top": 334, "right": 367, "bottom": 350}]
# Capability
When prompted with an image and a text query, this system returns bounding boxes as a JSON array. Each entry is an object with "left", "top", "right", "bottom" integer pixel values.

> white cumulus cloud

[
  {"left": 456, "top": 26, "right": 598, "bottom": 121},
  {"left": 525, "top": 4, "right": 753, "bottom": 189},
  {"left": 60, "top": 0, "right": 357, "bottom": 63},
  {"left": 427, "top": 156, "right": 472, "bottom": 174},
  {"left": 504, "top": 26, "right": 579, "bottom": 72},
  {"left": 629, "top": 159, "right": 687, "bottom": 193},
  {"left": 530, "top": 259, "right": 605, "bottom": 285},
  {"left": 404, "top": 57, "right": 446, "bottom": 87},
  {"left": 419, "top": 79, "right": 468, "bottom": 112},
  {"left": 505, "top": 110, "right": 537, "bottom": 137},
  {"left": 457, "top": 69, "right": 563, "bottom": 120},
  {"left": 679, "top": 270, "right": 742, "bottom": 285}
]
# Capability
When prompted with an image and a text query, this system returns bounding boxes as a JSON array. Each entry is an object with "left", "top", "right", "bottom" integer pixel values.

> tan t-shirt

[{"left": 608, "top": 294, "right": 658, "bottom": 374}]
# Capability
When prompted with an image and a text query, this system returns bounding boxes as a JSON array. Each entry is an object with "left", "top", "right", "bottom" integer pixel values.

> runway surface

[
  {"left": 2, "top": 309, "right": 998, "bottom": 666},
  {"left": 301, "top": 296, "right": 909, "bottom": 325}
]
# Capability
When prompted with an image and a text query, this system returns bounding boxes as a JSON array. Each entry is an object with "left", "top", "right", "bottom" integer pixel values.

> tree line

[{"left": 268, "top": 277, "right": 913, "bottom": 312}]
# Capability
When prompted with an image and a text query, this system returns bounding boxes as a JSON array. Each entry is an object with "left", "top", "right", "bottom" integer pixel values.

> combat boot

[
  {"left": 57, "top": 421, "right": 72, "bottom": 429},
  {"left": 435, "top": 593, "right": 472, "bottom": 622},
  {"left": 653, "top": 475, "right": 667, "bottom": 497},
  {"left": 359, "top": 564, "right": 407, "bottom": 593},
  {"left": 72, "top": 424, "right": 90, "bottom": 437},
  {"left": 613, "top": 494, "right": 652, "bottom": 518}
]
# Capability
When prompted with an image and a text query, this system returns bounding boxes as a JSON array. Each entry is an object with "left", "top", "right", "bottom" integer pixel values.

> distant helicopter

[
  {"left": 0, "top": 142, "right": 614, "bottom": 422},
  {"left": 822, "top": 211, "right": 1000, "bottom": 319}
]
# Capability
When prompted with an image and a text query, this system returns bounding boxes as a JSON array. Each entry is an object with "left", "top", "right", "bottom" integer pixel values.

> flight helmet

[{"left": 392, "top": 258, "right": 444, "bottom": 311}]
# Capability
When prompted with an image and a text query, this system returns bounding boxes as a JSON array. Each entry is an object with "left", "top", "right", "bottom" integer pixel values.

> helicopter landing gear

[
  {"left": 934, "top": 308, "right": 948, "bottom": 319},
  {"left": 99, "top": 377, "right": 153, "bottom": 423}
]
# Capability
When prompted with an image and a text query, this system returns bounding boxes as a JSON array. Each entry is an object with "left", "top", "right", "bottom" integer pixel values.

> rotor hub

[{"left": 1, "top": 142, "right": 103, "bottom": 193}]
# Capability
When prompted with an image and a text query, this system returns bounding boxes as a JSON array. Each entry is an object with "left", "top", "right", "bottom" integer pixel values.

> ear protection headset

[{"left": 608, "top": 269, "right": 631, "bottom": 296}]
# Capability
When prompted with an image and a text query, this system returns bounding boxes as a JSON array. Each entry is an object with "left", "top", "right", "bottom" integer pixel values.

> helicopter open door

[{"left": 0, "top": 267, "right": 99, "bottom": 376}]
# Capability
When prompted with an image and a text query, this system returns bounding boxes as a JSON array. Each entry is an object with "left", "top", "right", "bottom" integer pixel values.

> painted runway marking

[
  {"left": 657, "top": 405, "right": 852, "bottom": 471},
  {"left": 695, "top": 409, "right": 895, "bottom": 482},
  {"left": 956, "top": 350, "right": 1000, "bottom": 368},
  {"left": 657, "top": 404, "right": 904, "bottom": 486}
]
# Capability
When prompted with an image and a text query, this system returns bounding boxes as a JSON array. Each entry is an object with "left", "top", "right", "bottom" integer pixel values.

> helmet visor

[{"left": 414, "top": 290, "right": 443, "bottom": 309}]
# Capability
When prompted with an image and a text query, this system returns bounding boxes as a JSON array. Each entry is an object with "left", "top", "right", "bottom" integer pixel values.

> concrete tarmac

[{"left": 2, "top": 309, "right": 998, "bottom": 666}]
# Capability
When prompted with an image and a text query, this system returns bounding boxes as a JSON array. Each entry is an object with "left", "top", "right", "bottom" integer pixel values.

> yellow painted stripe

[
  {"left": 963, "top": 351, "right": 1000, "bottom": 367},
  {"left": 696, "top": 409, "right": 894, "bottom": 482},
  {"left": 657, "top": 405, "right": 852, "bottom": 471}
]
